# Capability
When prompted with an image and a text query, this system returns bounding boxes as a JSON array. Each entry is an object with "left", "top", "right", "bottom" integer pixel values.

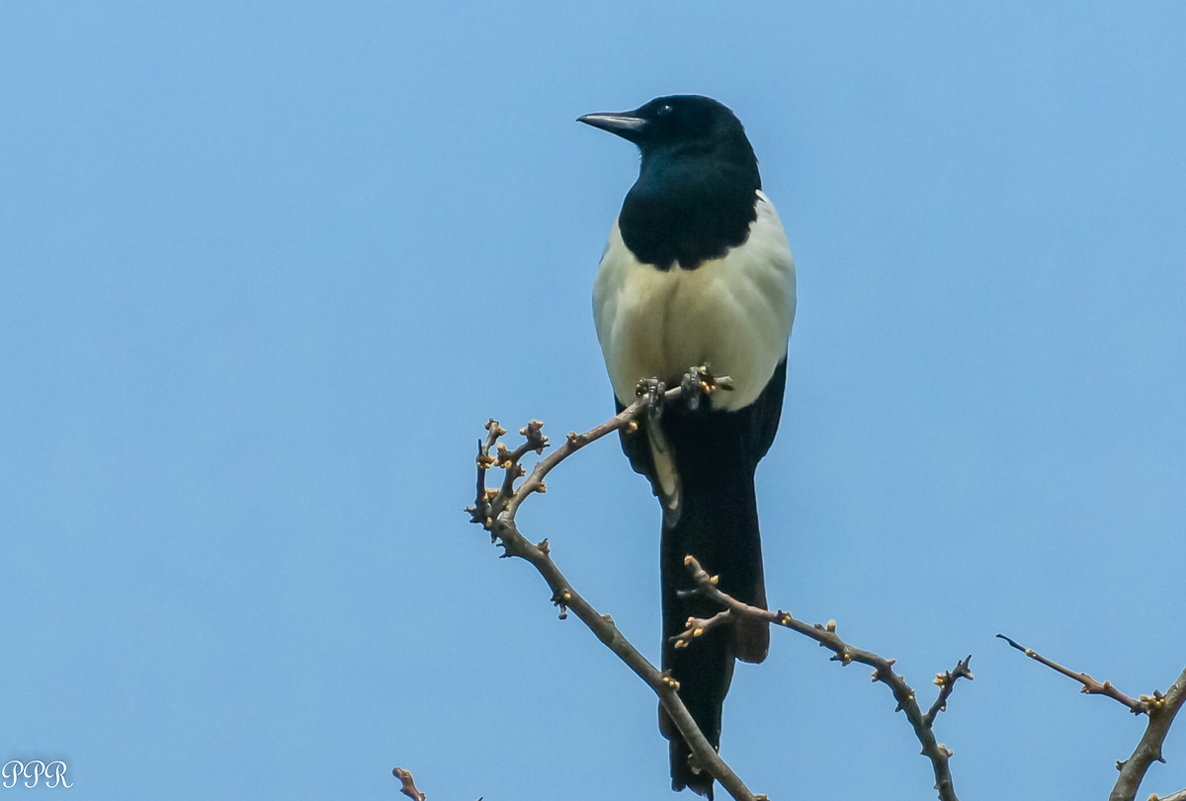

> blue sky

[{"left": 2, "top": 3, "right": 1184, "bottom": 799}]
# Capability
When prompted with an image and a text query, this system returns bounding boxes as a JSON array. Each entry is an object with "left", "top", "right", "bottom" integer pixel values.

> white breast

[{"left": 592, "top": 191, "right": 796, "bottom": 412}]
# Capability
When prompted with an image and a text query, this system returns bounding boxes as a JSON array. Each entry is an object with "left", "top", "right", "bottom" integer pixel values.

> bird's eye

[{"left": 656, "top": 103, "right": 673, "bottom": 117}]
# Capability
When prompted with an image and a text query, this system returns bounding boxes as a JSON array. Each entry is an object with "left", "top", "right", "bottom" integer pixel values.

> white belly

[{"left": 592, "top": 191, "right": 796, "bottom": 411}]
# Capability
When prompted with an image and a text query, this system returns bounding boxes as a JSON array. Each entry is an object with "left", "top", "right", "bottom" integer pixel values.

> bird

[{"left": 579, "top": 95, "right": 796, "bottom": 797}]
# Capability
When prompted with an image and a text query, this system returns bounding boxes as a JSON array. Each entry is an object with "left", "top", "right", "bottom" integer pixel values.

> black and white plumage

[{"left": 579, "top": 96, "right": 796, "bottom": 797}]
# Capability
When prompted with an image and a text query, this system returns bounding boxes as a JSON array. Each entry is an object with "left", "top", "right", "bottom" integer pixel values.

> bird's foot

[
  {"left": 635, "top": 377, "right": 667, "bottom": 416},
  {"left": 680, "top": 365, "right": 733, "bottom": 411}
]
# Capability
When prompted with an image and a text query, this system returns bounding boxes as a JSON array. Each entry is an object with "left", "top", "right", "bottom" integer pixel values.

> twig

[
  {"left": 465, "top": 374, "right": 761, "bottom": 801},
  {"left": 1148, "top": 789, "right": 1186, "bottom": 801},
  {"left": 670, "top": 610, "right": 732, "bottom": 650},
  {"left": 680, "top": 556, "right": 969, "bottom": 801},
  {"left": 995, "top": 634, "right": 1146, "bottom": 713},
  {"left": 1110, "top": 667, "right": 1186, "bottom": 801},
  {"left": 924, "top": 657, "right": 975, "bottom": 729},
  {"left": 996, "top": 635, "right": 1186, "bottom": 801},
  {"left": 392, "top": 768, "right": 426, "bottom": 801}
]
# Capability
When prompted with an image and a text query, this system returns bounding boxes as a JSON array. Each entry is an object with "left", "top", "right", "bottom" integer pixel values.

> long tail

[
  {"left": 614, "top": 361, "right": 785, "bottom": 797},
  {"left": 657, "top": 420, "right": 768, "bottom": 797}
]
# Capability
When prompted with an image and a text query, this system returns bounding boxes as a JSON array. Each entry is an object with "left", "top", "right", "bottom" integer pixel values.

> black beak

[{"left": 577, "top": 110, "right": 648, "bottom": 143}]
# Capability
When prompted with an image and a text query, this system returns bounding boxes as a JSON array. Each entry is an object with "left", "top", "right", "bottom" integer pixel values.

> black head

[
  {"left": 578, "top": 95, "right": 750, "bottom": 157},
  {"left": 578, "top": 95, "right": 762, "bottom": 270}
]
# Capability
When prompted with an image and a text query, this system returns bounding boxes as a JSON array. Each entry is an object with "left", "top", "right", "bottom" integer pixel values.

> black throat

[{"left": 619, "top": 137, "right": 761, "bottom": 271}]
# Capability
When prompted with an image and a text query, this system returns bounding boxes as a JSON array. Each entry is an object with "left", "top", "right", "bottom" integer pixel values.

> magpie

[{"left": 579, "top": 95, "right": 796, "bottom": 798}]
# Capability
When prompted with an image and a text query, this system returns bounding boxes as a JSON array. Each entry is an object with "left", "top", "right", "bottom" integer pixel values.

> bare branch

[
  {"left": 996, "top": 634, "right": 1147, "bottom": 713},
  {"left": 996, "top": 635, "right": 1186, "bottom": 801},
  {"left": 467, "top": 377, "right": 1186, "bottom": 801},
  {"left": 392, "top": 767, "right": 426, "bottom": 801},
  {"left": 924, "top": 657, "right": 975, "bottom": 729},
  {"left": 465, "top": 373, "right": 761, "bottom": 801},
  {"left": 680, "top": 556, "right": 968, "bottom": 801},
  {"left": 1148, "top": 789, "right": 1186, "bottom": 801},
  {"left": 670, "top": 610, "right": 733, "bottom": 651},
  {"left": 1111, "top": 667, "right": 1186, "bottom": 801}
]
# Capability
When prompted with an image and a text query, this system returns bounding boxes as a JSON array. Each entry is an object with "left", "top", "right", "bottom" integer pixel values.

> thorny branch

[
  {"left": 996, "top": 636, "right": 1186, "bottom": 801},
  {"left": 678, "top": 555, "right": 971, "bottom": 801},
  {"left": 466, "top": 371, "right": 761, "bottom": 801}
]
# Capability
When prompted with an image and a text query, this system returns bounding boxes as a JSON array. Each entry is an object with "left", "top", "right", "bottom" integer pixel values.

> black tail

[
  {"left": 659, "top": 447, "right": 766, "bottom": 798},
  {"left": 616, "top": 360, "right": 786, "bottom": 798}
]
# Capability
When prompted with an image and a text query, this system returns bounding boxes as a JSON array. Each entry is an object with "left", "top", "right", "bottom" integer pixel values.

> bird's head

[{"left": 578, "top": 95, "right": 749, "bottom": 158}]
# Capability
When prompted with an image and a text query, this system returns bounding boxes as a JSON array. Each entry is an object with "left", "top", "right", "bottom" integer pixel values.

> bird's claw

[
  {"left": 681, "top": 365, "right": 718, "bottom": 411},
  {"left": 635, "top": 377, "right": 667, "bottom": 416}
]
